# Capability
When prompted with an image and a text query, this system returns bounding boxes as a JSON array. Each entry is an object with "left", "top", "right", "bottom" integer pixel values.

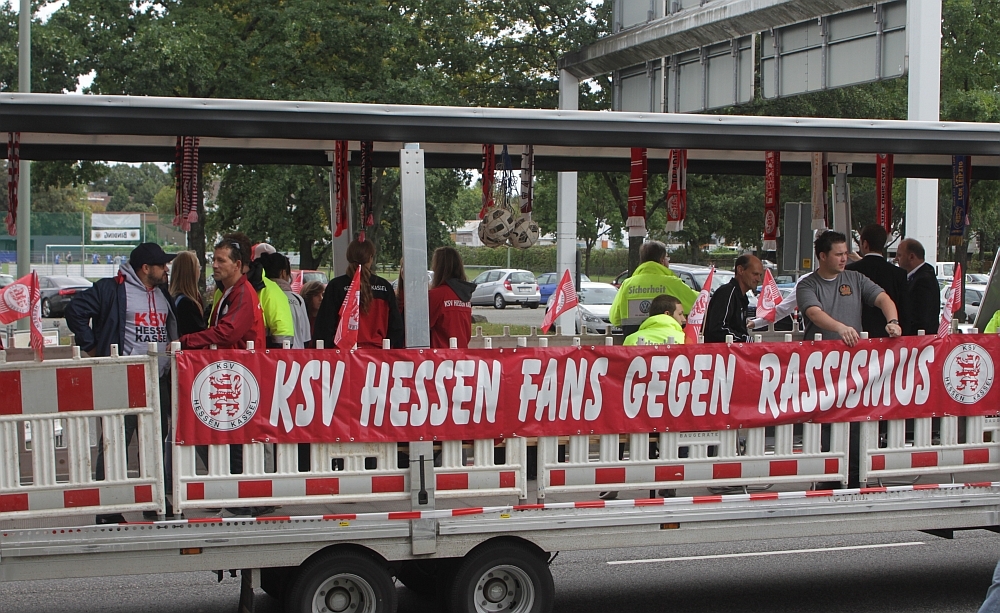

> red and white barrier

[
  {"left": 860, "top": 416, "right": 1000, "bottom": 484},
  {"left": 0, "top": 345, "right": 165, "bottom": 519},
  {"left": 536, "top": 422, "right": 848, "bottom": 498}
]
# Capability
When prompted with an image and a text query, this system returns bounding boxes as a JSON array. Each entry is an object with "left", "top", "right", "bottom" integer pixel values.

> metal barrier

[
  {"left": 536, "top": 423, "right": 849, "bottom": 499},
  {"left": 859, "top": 416, "right": 1000, "bottom": 484},
  {"left": 171, "top": 342, "right": 529, "bottom": 513},
  {"left": 0, "top": 345, "right": 165, "bottom": 520}
]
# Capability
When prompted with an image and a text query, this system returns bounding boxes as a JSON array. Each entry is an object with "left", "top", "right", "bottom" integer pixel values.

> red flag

[
  {"left": 541, "top": 270, "right": 579, "bottom": 333},
  {"left": 334, "top": 266, "right": 363, "bottom": 349},
  {"left": 763, "top": 151, "right": 781, "bottom": 251},
  {"left": 939, "top": 263, "right": 963, "bottom": 336},
  {"left": 684, "top": 267, "right": 715, "bottom": 344},
  {"left": 755, "top": 269, "right": 784, "bottom": 323},
  {"left": 0, "top": 272, "right": 43, "bottom": 358}
]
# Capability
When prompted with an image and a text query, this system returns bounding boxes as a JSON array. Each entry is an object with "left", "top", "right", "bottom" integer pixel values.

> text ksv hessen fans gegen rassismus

[{"left": 175, "top": 336, "right": 999, "bottom": 445}]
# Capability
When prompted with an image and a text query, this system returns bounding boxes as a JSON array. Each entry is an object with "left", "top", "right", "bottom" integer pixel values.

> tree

[{"left": 106, "top": 185, "right": 131, "bottom": 212}]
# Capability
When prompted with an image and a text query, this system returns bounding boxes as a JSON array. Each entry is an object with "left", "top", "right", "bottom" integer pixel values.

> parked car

[
  {"left": 544, "top": 281, "right": 620, "bottom": 334},
  {"left": 967, "top": 273, "right": 990, "bottom": 284},
  {"left": 536, "top": 272, "right": 591, "bottom": 305},
  {"left": 470, "top": 269, "right": 539, "bottom": 309},
  {"left": 613, "top": 263, "right": 735, "bottom": 294},
  {"left": 391, "top": 270, "right": 434, "bottom": 292},
  {"left": 39, "top": 275, "right": 93, "bottom": 318},
  {"left": 0, "top": 273, "right": 13, "bottom": 288},
  {"left": 290, "top": 270, "right": 329, "bottom": 293}
]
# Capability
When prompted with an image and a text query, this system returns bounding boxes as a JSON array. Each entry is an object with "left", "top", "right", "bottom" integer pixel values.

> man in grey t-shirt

[{"left": 797, "top": 230, "right": 902, "bottom": 346}]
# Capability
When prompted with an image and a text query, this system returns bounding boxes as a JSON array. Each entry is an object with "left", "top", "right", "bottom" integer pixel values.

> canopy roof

[{"left": 2, "top": 93, "right": 998, "bottom": 178}]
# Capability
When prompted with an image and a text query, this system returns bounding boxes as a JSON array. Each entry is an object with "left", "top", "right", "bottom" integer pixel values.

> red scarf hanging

[
  {"left": 6, "top": 132, "right": 19, "bottom": 236},
  {"left": 334, "top": 140, "right": 350, "bottom": 237},
  {"left": 173, "top": 136, "right": 200, "bottom": 231},
  {"left": 520, "top": 145, "right": 534, "bottom": 214},
  {"left": 479, "top": 144, "right": 496, "bottom": 219},
  {"left": 359, "top": 141, "right": 374, "bottom": 240},
  {"left": 626, "top": 148, "right": 647, "bottom": 236},
  {"left": 876, "top": 153, "right": 894, "bottom": 233},
  {"left": 763, "top": 151, "right": 781, "bottom": 251},
  {"left": 665, "top": 149, "right": 687, "bottom": 232}
]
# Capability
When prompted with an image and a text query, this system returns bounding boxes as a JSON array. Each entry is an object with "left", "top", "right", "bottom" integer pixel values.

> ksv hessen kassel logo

[
  {"left": 190, "top": 361, "right": 260, "bottom": 431},
  {"left": 942, "top": 343, "right": 994, "bottom": 404}
]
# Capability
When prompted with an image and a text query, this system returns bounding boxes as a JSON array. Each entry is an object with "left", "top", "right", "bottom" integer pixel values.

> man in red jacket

[{"left": 180, "top": 238, "right": 265, "bottom": 349}]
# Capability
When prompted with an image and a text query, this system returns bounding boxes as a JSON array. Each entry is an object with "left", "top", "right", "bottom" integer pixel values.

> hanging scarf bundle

[
  {"left": 173, "top": 136, "right": 200, "bottom": 231},
  {"left": 510, "top": 144, "right": 539, "bottom": 249},
  {"left": 478, "top": 144, "right": 513, "bottom": 248},
  {"left": 665, "top": 149, "right": 687, "bottom": 232},
  {"left": 948, "top": 155, "right": 972, "bottom": 247},
  {"left": 626, "top": 148, "right": 647, "bottom": 237},
  {"left": 763, "top": 150, "right": 781, "bottom": 251},
  {"left": 333, "top": 140, "right": 350, "bottom": 238},
  {"left": 875, "top": 154, "right": 894, "bottom": 233},
  {"left": 810, "top": 152, "right": 828, "bottom": 230},
  {"left": 6, "top": 132, "right": 19, "bottom": 236},
  {"left": 359, "top": 141, "right": 374, "bottom": 241}
]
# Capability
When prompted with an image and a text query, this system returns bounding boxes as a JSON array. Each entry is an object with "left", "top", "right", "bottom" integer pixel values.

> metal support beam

[
  {"left": 16, "top": 0, "right": 31, "bottom": 330},
  {"left": 905, "top": 0, "right": 942, "bottom": 263},
  {"left": 557, "top": 71, "right": 580, "bottom": 336},
  {"left": 400, "top": 144, "right": 430, "bottom": 348}
]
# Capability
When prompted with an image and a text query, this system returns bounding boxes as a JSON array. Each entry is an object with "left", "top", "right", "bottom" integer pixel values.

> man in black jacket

[
  {"left": 704, "top": 254, "right": 763, "bottom": 343},
  {"left": 896, "top": 238, "right": 940, "bottom": 335},
  {"left": 846, "top": 224, "right": 908, "bottom": 338}
]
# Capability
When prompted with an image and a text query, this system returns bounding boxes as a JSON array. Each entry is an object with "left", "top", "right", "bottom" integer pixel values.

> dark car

[
  {"left": 536, "top": 272, "right": 591, "bottom": 305},
  {"left": 39, "top": 275, "right": 93, "bottom": 318}
]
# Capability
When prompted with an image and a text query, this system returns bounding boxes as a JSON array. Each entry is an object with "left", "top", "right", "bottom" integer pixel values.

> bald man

[{"left": 704, "top": 254, "right": 764, "bottom": 343}]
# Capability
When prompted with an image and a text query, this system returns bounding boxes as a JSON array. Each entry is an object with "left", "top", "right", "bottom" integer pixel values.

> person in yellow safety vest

[
  {"left": 985, "top": 310, "right": 1000, "bottom": 334},
  {"left": 623, "top": 294, "right": 686, "bottom": 345},
  {"left": 610, "top": 240, "right": 699, "bottom": 338}
]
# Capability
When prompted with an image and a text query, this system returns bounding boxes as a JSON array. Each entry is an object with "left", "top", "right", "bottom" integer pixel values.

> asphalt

[{"left": 2, "top": 530, "right": 997, "bottom": 612}]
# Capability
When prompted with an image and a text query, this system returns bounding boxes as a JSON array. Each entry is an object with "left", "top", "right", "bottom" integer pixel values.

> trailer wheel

[
  {"left": 448, "top": 540, "right": 554, "bottom": 613},
  {"left": 286, "top": 549, "right": 397, "bottom": 613}
]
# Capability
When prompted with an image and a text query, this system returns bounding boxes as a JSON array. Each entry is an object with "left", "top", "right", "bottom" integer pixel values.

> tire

[
  {"left": 41, "top": 298, "right": 51, "bottom": 318},
  {"left": 448, "top": 540, "right": 554, "bottom": 613},
  {"left": 524, "top": 302, "right": 539, "bottom": 310},
  {"left": 285, "top": 549, "right": 397, "bottom": 613},
  {"left": 494, "top": 294, "right": 507, "bottom": 309}
]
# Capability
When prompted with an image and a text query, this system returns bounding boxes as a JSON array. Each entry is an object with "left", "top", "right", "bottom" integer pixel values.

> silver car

[{"left": 470, "top": 268, "right": 540, "bottom": 309}]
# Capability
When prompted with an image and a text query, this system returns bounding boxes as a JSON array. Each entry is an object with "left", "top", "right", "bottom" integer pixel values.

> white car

[
  {"left": 470, "top": 269, "right": 540, "bottom": 309},
  {"left": 546, "top": 281, "right": 619, "bottom": 334}
]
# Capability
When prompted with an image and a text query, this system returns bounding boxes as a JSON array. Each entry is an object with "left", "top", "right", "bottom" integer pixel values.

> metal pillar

[
  {"left": 831, "top": 163, "right": 853, "bottom": 253},
  {"left": 16, "top": 0, "right": 31, "bottom": 332},
  {"left": 905, "top": 0, "right": 942, "bottom": 263},
  {"left": 556, "top": 70, "right": 579, "bottom": 336},
  {"left": 400, "top": 144, "right": 430, "bottom": 349}
]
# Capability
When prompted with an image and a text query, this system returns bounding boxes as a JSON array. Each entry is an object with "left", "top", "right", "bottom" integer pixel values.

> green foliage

[{"left": 0, "top": 2, "right": 86, "bottom": 94}]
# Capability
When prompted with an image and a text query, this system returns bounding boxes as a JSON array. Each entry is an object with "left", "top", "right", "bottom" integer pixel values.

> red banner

[
  {"left": 626, "top": 148, "right": 647, "bottom": 236},
  {"left": 665, "top": 149, "right": 687, "bottom": 232},
  {"left": 876, "top": 153, "right": 894, "bottom": 232},
  {"left": 763, "top": 150, "right": 780, "bottom": 251},
  {"left": 175, "top": 335, "right": 1000, "bottom": 445}
]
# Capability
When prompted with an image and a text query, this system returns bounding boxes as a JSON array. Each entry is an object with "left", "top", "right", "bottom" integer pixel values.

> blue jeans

[{"left": 979, "top": 558, "right": 1000, "bottom": 613}]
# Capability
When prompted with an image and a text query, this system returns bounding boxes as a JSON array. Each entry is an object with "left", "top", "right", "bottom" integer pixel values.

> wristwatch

[{"left": 887, "top": 319, "right": 900, "bottom": 325}]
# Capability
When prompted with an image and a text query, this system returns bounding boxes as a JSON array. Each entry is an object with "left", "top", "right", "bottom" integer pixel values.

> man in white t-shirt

[{"left": 796, "top": 230, "right": 902, "bottom": 346}]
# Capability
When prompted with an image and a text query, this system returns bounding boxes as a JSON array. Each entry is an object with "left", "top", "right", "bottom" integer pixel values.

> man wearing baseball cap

[{"left": 66, "top": 242, "right": 179, "bottom": 522}]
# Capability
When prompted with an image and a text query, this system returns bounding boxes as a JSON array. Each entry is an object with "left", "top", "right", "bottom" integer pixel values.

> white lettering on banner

[
  {"left": 389, "top": 362, "right": 414, "bottom": 427},
  {"left": 361, "top": 363, "right": 390, "bottom": 427},
  {"left": 452, "top": 360, "right": 475, "bottom": 425},
  {"left": 667, "top": 355, "right": 690, "bottom": 418},
  {"left": 623, "top": 353, "right": 734, "bottom": 421},
  {"left": 757, "top": 346, "right": 936, "bottom": 419},
  {"left": 270, "top": 359, "right": 347, "bottom": 432},
  {"left": 519, "top": 357, "right": 609, "bottom": 423}
]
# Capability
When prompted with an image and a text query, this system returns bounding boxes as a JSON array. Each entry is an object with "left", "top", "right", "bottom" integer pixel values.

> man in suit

[
  {"left": 896, "top": 238, "right": 940, "bottom": 335},
  {"left": 846, "top": 224, "right": 908, "bottom": 337}
]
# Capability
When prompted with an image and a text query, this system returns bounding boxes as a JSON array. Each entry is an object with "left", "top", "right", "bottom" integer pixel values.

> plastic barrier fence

[
  {"left": 536, "top": 422, "right": 849, "bottom": 498},
  {"left": 0, "top": 346, "right": 165, "bottom": 520},
  {"left": 859, "top": 416, "right": 1000, "bottom": 484}
]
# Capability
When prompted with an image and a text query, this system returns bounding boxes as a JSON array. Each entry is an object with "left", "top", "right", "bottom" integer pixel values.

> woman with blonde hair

[
  {"left": 168, "top": 251, "right": 206, "bottom": 336},
  {"left": 315, "top": 239, "right": 404, "bottom": 349}
]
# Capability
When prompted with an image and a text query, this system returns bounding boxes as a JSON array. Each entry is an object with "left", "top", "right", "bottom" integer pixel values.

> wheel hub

[
  {"left": 474, "top": 565, "right": 534, "bottom": 613},
  {"left": 314, "top": 574, "right": 372, "bottom": 613}
]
